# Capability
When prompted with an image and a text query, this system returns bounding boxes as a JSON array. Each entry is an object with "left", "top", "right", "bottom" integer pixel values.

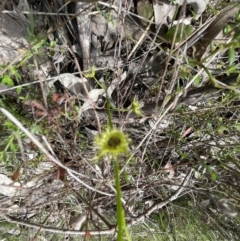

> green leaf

[
  {"left": 233, "top": 29, "right": 240, "bottom": 41},
  {"left": 225, "top": 64, "right": 237, "bottom": 74},
  {"left": 228, "top": 47, "right": 235, "bottom": 65},
  {"left": 169, "top": 0, "right": 178, "bottom": 4},
  {"left": 223, "top": 24, "right": 234, "bottom": 35},
  {"left": 217, "top": 125, "right": 228, "bottom": 135},
  {"left": 74, "top": 105, "right": 80, "bottom": 112},
  {"left": 124, "top": 173, "right": 132, "bottom": 182},
  {"left": 163, "top": 23, "right": 194, "bottom": 43},
  {"left": 84, "top": 66, "right": 96, "bottom": 78},
  {"left": 137, "top": 0, "right": 153, "bottom": 25},
  {"left": 9, "top": 66, "right": 21, "bottom": 81},
  {"left": 132, "top": 97, "right": 144, "bottom": 116},
  {"left": 207, "top": 122, "right": 213, "bottom": 130},
  {"left": 193, "top": 75, "right": 201, "bottom": 87},
  {"left": 1, "top": 75, "right": 14, "bottom": 87},
  {"left": 16, "top": 87, "right": 22, "bottom": 95},
  {"left": 10, "top": 141, "right": 16, "bottom": 152},
  {"left": 236, "top": 11, "right": 240, "bottom": 22},
  {"left": 1, "top": 150, "right": 8, "bottom": 163},
  {"left": 236, "top": 124, "right": 240, "bottom": 131},
  {"left": 4, "top": 120, "right": 17, "bottom": 130},
  {"left": 210, "top": 171, "right": 217, "bottom": 181}
]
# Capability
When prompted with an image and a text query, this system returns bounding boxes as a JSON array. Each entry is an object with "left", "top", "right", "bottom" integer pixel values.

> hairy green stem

[{"left": 114, "top": 157, "right": 131, "bottom": 241}]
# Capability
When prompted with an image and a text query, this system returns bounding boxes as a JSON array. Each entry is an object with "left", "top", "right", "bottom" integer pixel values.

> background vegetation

[{"left": 0, "top": 0, "right": 240, "bottom": 240}]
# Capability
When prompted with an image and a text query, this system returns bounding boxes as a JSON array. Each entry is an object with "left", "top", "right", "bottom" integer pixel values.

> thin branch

[
  {"left": 75, "top": 191, "right": 114, "bottom": 229},
  {"left": 0, "top": 108, "right": 114, "bottom": 197},
  {"left": 3, "top": 215, "right": 115, "bottom": 236},
  {"left": 128, "top": 168, "right": 193, "bottom": 226}
]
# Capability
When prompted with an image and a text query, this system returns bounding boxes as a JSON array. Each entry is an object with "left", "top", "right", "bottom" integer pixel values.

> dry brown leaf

[{"left": 163, "top": 161, "right": 175, "bottom": 179}]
